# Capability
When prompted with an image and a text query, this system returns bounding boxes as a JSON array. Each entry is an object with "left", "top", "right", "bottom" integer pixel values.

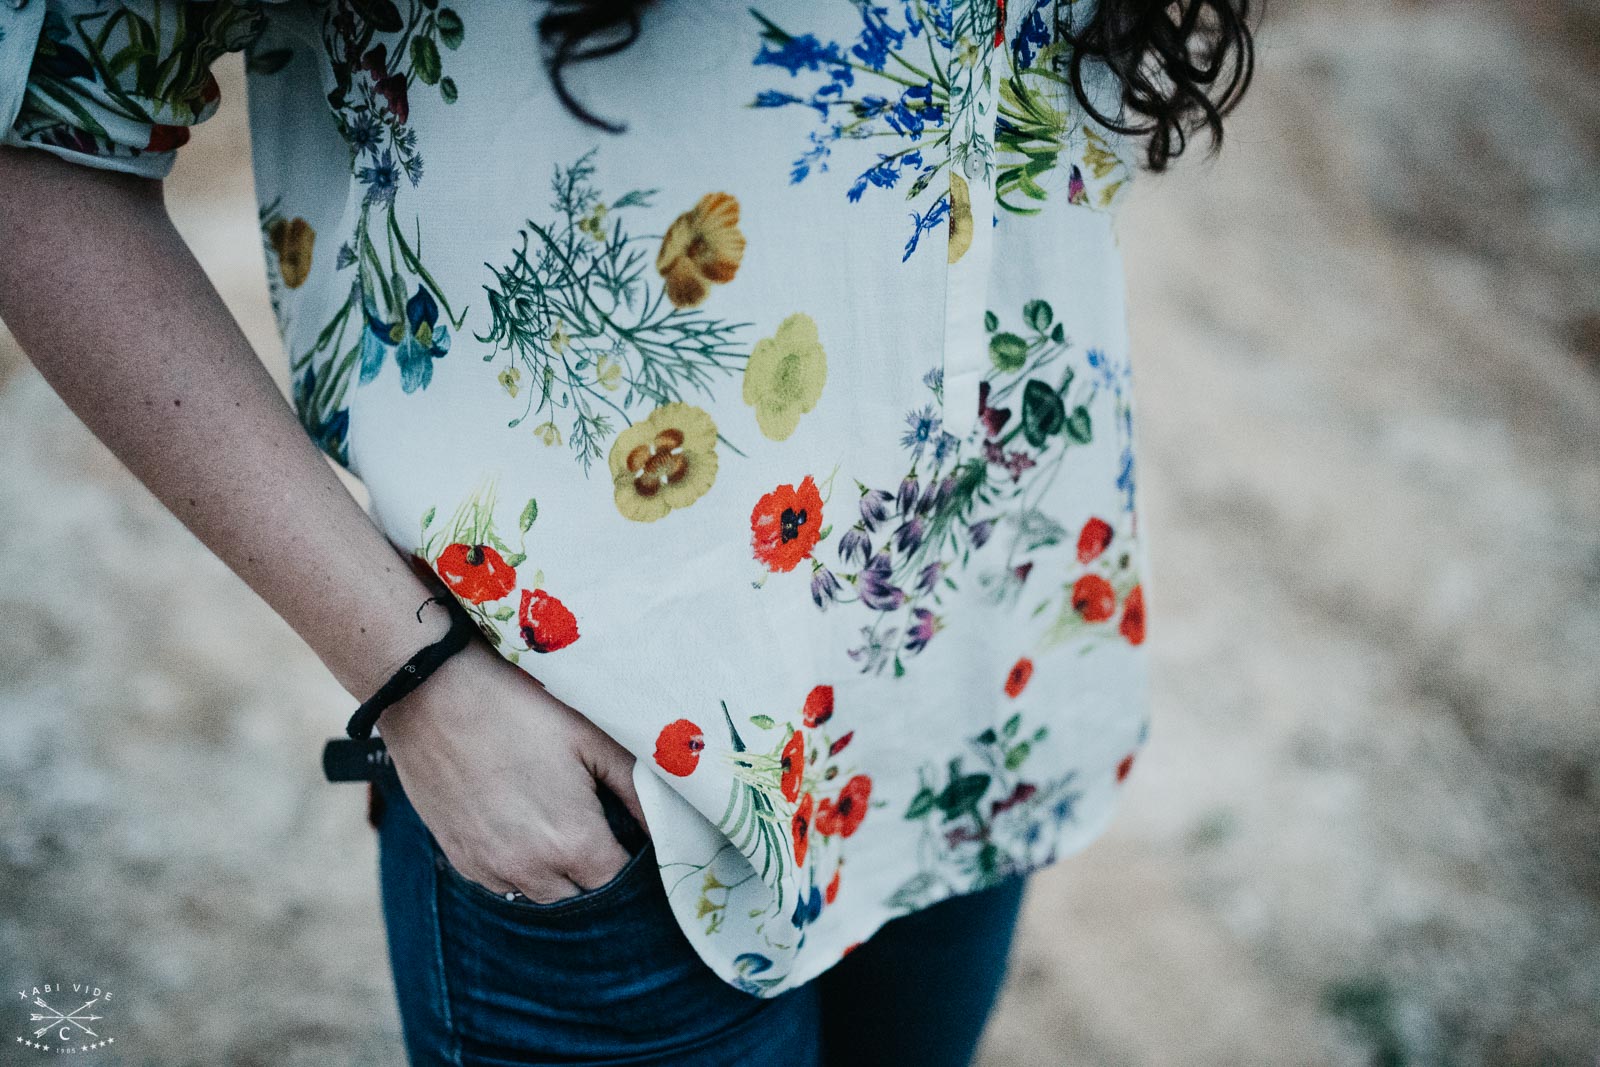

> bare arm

[
  {"left": 0, "top": 147, "right": 437, "bottom": 695},
  {"left": 0, "top": 145, "right": 645, "bottom": 901}
]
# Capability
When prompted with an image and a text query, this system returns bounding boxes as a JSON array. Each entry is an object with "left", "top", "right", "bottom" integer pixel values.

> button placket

[{"left": 938, "top": 30, "right": 1004, "bottom": 445}]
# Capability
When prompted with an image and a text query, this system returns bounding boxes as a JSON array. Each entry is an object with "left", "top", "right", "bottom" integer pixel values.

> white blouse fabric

[{"left": 2, "top": 0, "right": 1153, "bottom": 997}]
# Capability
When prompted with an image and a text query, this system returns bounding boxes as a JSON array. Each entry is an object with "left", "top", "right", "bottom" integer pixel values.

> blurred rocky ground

[{"left": 2, "top": 1, "right": 1597, "bottom": 1064}]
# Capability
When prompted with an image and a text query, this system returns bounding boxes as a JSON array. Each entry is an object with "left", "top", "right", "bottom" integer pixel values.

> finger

[
  {"left": 509, "top": 871, "right": 587, "bottom": 905},
  {"left": 561, "top": 809, "right": 635, "bottom": 890},
  {"left": 447, "top": 852, "right": 525, "bottom": 898},
  {"left": 586, "top": 737, "right": 651, "bottom": 837}
]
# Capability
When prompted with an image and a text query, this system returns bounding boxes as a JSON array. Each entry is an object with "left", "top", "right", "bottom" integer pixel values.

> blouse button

[
  {"left": 962, "top": 153, "right": 983, "bottom": 180},
  {"left": 6, "top": 0, "right": 28, "bottom": 10}
]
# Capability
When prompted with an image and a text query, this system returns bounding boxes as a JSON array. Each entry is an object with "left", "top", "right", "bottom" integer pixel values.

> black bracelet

[{"left": 343, "top": 594, "right": 478, "bottom": 741}]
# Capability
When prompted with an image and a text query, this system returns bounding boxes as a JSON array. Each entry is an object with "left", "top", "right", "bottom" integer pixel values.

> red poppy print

[
  {"left": 1071, "top": 574, "right": 1117, "bottom": 623},
  {"left": 815, "top": 774, "right": 871, "bottom": 838},
  {"left": 751, "top": 476, "right": 824, "bottom": 573},
  {"left": 1116, "top": 752, "right": 1136, "bottom": 782},
  {"left": 1120, "top": 584, "right": 1146, "bottom": 645},
  {"left": 1076, "top": 517, "right": 1113, "bottom": 564},
  {"left": 1004, "top": 657, "right": 1034, "bottom": 698},
  {"left": 802, "top": 685, "right": 834, "bottom": 727},
  {"left": 791, "top": 793, "right": 814, "bottom": 866},
  {"left": 435, "top": 543, "right": 518, "bottom": 603},
  {"left": 781, "top": 729, "right": 806, "bottom": 803},
  {"left": 519, "top": 588, "right": 580, "bottom": 652},
  {"left": 654, "top": 718, "right": 705, "bottom": 777},
  {"left": 707, "top": 684, "right": 879, "bottom": 939}
]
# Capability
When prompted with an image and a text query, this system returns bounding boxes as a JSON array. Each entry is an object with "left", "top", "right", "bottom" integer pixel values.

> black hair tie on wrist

[
  {"left": 344, "top": 593, "right": 477, "bottom": 740},
  {"left": 321, "top": 594, "right": 477, "bottom": 783}
]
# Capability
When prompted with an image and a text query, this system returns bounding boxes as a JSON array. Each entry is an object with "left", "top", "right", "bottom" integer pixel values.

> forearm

[{"left": 0, "top": 146, "right": 446, "bottom": 699}]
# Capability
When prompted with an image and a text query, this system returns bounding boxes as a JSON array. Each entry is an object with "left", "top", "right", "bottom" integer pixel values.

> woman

[{"left": 0, "top": 1, "right": 1252, "bottom": 1063}]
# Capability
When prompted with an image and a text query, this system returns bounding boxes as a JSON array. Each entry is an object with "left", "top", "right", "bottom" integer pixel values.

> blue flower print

[
  {"left": 1012, "top": 7, "right": 1051, "bottom": 70},
  {"left": 901, "top": 404, "right": 943, "bottom": 459},
  {"left": 730, "top": 953, "right": 777, "bottom": 996},
  {"left": 356, "top": 148, "right": 400, "bottom": 206},
  {"left": 753, "top": 28, "right": 849, "bottom": 76},
  {"left": 291, "top": 364, "right": 351, "bottom": 466},
  {"left": 750, "top": 4, "right": 952, "bottom": 256},
  {"left": 1087, "top": 347, "right": 1137, "bottom": 512},
  {"left": 361, "top": 285, "right": 451, "bottom": 393},
  {"left": 790, "top": 881, "right": 824, "bottom": 929}
]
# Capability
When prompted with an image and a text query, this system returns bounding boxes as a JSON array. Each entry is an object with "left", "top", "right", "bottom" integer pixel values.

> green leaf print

[
  {"left": 937, "top": 770, "right": 991, "bottom": 822},
  {"left": 410, "top": 36, "right": 441, "bottom": 85},
  {"left": 1064, "top": 405, "right": 1092, "bottom": 444},
  {"left": 478, "top": 153, "right": 753, "bottom": 471},
  {"left": 1020, "top": 378, "right": 1067, "bottom": 448},
  {"left": 893, "top": 713, "right": 1085, "bottom": 909},
  {"left": 989, "top": 332, "right": 1029, "bottom": 372},
  {"left": 905, "top": 789, "right": 937, "bottom": 819},
  {"left": 1023, "top": 299, "right": 1053, "bottom": 332},
  {"left": 436, "top": 9, "right": 465, "bottom": 49}
]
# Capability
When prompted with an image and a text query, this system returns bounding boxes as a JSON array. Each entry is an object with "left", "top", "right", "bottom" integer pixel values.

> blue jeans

[{"left": 371, "top": 764, "right": 1028, "bottom": 1066}]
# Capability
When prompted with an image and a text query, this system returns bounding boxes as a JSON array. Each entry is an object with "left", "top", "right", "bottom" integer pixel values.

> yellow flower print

[
  {"left": 533, "top": 420, "right": 562, "bottom": 447},
  {"left": 549, "top": 320, "right": 571, "bottom": 354},
  {"left": 498, "top": 365, "right": 522, "bottom": 398},
  {"left": 608, "top": 403, "right": 719, "bottom": 522},
  {"left": 947, "top": 172, "right": 973, "bottom": 264},
  {"left": 743, "top": 313, "right": 827, "bottom": 441},
  {"left": 1082, "top": 129, "right": 1122, "bottom": 180},
  {"left": 656, "top": 192, "right": 746, "bottom": 309},
  {"left": 578, "top": 203, "right": 609, "bottom": 242},
  {"left": 547, "top": 321, "right": 572, "bottom": 358},
  {"left": 267, "top": 216, "right": 315, "bottom": 289},
  {"left": 595, "top": 353, "right": 622, "bottom": 391},
  {"left": 1075, "top": 129, "right": 1133, "bottom": 210}
]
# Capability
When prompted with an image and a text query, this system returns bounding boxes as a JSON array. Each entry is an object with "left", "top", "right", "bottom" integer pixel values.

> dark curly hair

[{"left": 535, "top": 0, "right": 1256, "bottom": 171}]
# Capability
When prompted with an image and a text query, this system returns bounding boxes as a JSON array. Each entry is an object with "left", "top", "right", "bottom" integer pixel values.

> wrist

[
  {"left": 374, "top": 632, "right": 492, "bottom": 742},
  {"left": 338, "top": 590, "right": 478, "bottom": 740},
  {"left": 360, "top": 593, "right": 458, "bottom": 695},
  {"left": 323, "top": 552, "right": 458, "bottom": 699}
]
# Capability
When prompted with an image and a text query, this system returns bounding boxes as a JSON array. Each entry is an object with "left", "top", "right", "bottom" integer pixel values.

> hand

[{"left": 376, "top": 636, "right": 650, "bottom": 904}]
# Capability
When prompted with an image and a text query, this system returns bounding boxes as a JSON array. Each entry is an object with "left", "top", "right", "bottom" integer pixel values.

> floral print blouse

[{"left": 2, "top": 0, "right": 1152, "bottom": 997}]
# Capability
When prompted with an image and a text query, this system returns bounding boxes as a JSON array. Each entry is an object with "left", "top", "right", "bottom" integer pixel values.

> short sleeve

[{"left": 0, "top": 0, "right": 267, "bottom": 179}]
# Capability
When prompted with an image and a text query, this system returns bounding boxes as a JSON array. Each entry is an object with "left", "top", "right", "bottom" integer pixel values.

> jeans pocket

[
  {"left": 382, "top": 763, "right": 656, "bottom": 922},
  {"left": 429, "top": 824, "right": 776, "bottom": 1065},
  {"left": 431, "top": 831, "right": 658, "bottom": 921},
  {"left": 374, "top": 759, "right": 790, "bottom": 1064}
]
